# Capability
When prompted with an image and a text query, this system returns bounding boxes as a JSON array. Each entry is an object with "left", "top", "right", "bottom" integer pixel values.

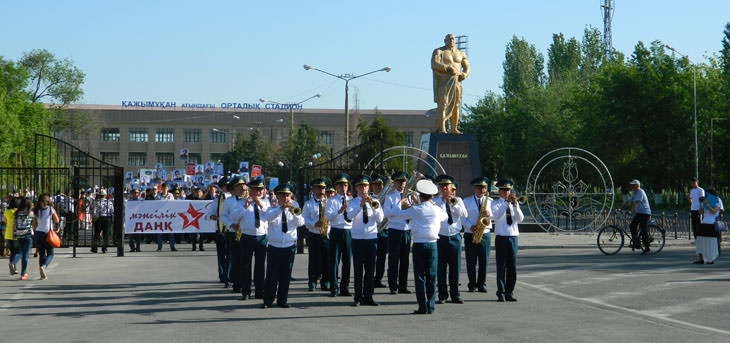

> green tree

[
  {"left": 355, "top": 112, "right": 404, "bottom": 171},
  {"left": 276, "top": 124, "right": 324, "bottom": 183},
  {"left": 20, "top": 49, "right": 85, "bottom": 104},
  {"left": 547, "top": 33, "right": 581, "bottom": 84},
  {"left": 502, "top": 36, "right": 545, "bottom": 100},
  {"left": 579, "top": 26, "right": 604, "bottom": 84},
  {"left": 220, "top": 130, "right": 273, "bottom": 176}
]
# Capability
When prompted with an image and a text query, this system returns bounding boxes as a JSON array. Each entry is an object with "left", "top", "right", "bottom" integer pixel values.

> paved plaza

[{"left": 1, "top": 234, "right": 728, "bottom": 343}]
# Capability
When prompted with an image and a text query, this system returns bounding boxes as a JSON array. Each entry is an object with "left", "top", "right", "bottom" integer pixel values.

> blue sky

[{"left": 2, "top": 1, "right": 729, "bottom": 110}]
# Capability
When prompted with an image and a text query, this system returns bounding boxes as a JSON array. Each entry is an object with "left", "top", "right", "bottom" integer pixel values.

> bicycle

[{"left": 597, "top": 210, "right": 666, "bottom": 255}]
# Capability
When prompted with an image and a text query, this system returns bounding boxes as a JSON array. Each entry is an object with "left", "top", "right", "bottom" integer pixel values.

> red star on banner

[{"left": 178, "top": 203, "right": 205, "bottom": 230}]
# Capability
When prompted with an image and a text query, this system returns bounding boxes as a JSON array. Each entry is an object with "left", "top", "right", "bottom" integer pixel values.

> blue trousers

[
  {"left": 329, "top": 228, "right": 352, "bottom": 294},
  {"left": 352, "top": 238, "right": 377, "bottom": 302},
  {"left": 16, "top": 236, "right": 33, "bottom": 276},
  {"left": 241, "top": 234, "right": 267, "bottom": 297},
  {"left": 215, "top": 232, "right": 228, "bottom": 283},
  {"left": 388, "top": 229, "right": 411, "bottom": 291},
  {"left": 263, "top": 245, "right": 296, "bottom": 306},
  {"left": 307, "top": 231, "right": 330, "bottom": 289},
  {"left": 375, "top": 228, "right": 389, "bottom": 283},
  {"left": 156, "top": 233, "right": 176, "bottom": 250},
  {"left": 35, "top": 231, "right": 55, "bottom": 268},
  {"left": 494, "top": 235, "right": 518, "bottom": 297},
  {"left": 464, "top": 232, "right": 490, "bottom": 291},
  {"left": 437, "top": 234, "right": 461, "bottom": 300},
  {"left": 412, "top": 242, "right": 437, "bottom": 313}
]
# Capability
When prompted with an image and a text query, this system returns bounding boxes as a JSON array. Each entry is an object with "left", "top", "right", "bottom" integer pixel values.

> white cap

[
  {"left": 629, "top": 179, "right": 640, "bottom": 186},
  {"left": 415, "top": 179, "right": 438, "bottom": 195}
]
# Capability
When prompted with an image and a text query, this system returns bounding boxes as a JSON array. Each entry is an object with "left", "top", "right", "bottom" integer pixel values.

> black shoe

[
  {"left": 398, "top": 289, "right": 411, "bottom": 294},
  {"left": 233, "top": 287, "right": 240, "bottom": 293},
  {"left": 497, "top": 295, "right": 505, "bottom": 302},
  {"left": 363, "top": 298, "right": 379, "bottom": 306},
  {"left": 413, "top": 309, "right": 427, "bottom": 315},
  {"left": 329, "top": 292, "right": 337, "bottom": 297},
  {"left": 129, "top": 249, "right": 135, "bottom": 253},
  {"left": 135, "top": 248, "right": 141, "bottom": 252},
  {"left": 389, "top": 290, "right": 397, "bottom": 295},
  {"left": 101, "top": 248, "right": 107, "bottom": 253},
  {"left": 351, "top": 301, "right": 360, "bottom": 307},
  {"left": 240, "top": 294, "right": 248, "bottom": 301},
  {"left": 477, "top": 287, "right": 487, "bottom": 293},
  {"left": 224, "top": 283, "right": 230, "bottom": 288},
  {"left": 171, "top": 248, "right": 178, "bottom": 252},
  {"left": 505, "top": 296, "right": 517, "bottom": 302},
  {"left": 199, "top": 247, "right": 205, "bottom": 251},
  {"left": 277, "top": 303, "right": 290, "bottom": 308},
  {"left": 339, "top": 290, "right": 352, "bottom": 296},
  {"left": 374, "top": 281, "right": 387, "bottom": 288},
  {"left": 468, "top": 287, "right": 475, "bottom": 292},
  {"left": 436, "top": 299, "right": 445, "bottom": 304},
  {"left": 321, "top": 285, "right": 330, "bottom": 292},
  {"left": 693, "top": 260, "right": 704, "bottom": 264},
  {"left": 451, "top": 298, "right": 464, "bottom": 304},
  {"left": 308, "top": 286, "right": 315, "bottom": 292},
  {"left": 192, "top": 246, "right": 196, "bottom": 251}
]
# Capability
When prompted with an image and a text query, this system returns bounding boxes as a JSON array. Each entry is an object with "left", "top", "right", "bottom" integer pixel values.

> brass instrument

[
  {"left": 318, "top": 195, "right": 329, "bottom": 238},
  {"left": 375, "top": 179, "right": 392, "bottom": 233},
  {"left": 448, "top": 197, "right": 458, "bottom": 206},
  {"left": 369, "top": 198, "right": 380, "bottom": 210},
  {"left": 472, "top": 197, "right": 490, "bottom": 244},
  {"left": 509, "top": 194, "right": 527, "bottom": 205},
  {"left": 291, "top": 207, "right": 302, "bottom": 216},
  {"left": 234, "top": 219, "right": 242, "bottom": 241}
]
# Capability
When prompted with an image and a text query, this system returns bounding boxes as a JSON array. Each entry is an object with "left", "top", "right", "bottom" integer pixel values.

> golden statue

[{"left": 431, "top": 34, "right": 470, "bottom": 134}]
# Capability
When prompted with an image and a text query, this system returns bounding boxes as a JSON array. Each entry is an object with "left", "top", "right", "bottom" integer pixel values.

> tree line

[{"left": 461, "top": 24, "right": 730, "bottom": 192}]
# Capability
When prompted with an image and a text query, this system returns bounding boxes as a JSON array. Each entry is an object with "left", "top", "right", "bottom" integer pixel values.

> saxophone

[
  {"left": 318, "top": 196, "right": 329, "bottom": 239},
  {"left": 472, "top": 197, "right": 490, "bottom": 244},
  {"left": 235, "top": 218, "right": 242, "bottom": 242}
]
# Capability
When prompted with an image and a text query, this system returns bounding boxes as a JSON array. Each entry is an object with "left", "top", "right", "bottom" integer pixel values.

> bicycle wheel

[
  {"left": 646, "top": 224, "right": 665, "bottom": 254},
  {"left": 597, "top": 225, "right": 624, "bottom": 255}
]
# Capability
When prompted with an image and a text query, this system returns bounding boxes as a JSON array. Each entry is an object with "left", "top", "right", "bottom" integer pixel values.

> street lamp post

[
  {"left": 303, "top": 65, "right": 391, "bottom": 147},
  {"left": 665, "top": 44, "right": 698, "bottom": 179},
  {"left": 260, "top": 94, "right": 321, "bottom": 141},
  {"left": 710, "top": 117, "right": 728, "bottom": 185}
]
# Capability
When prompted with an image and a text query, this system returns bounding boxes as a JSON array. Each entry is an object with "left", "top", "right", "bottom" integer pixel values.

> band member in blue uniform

[
  {"left": 462, "top": 177, "right": 492, "bottom": 293},
  {"left": 383, "top": 171, "right": 412, "bottom": 294},
  {"left": 347, "top": 175, "right": 384, "bottom": 306},
  {"left": 390, "top": 179, "right": 446, "bottom": 314},
  {"left": 325, "top": 174, "right": 353, "bottom": 297},
  {"left": 302, "top": 178, "right": 331, "bottom": 291},
  {"left": 491, "top": 179, "right": 523, "bottom": 302},
  {"left": 261, "top": 184, "right": 304, "bottom": 308},
  {"left": 370, "top": 175, "right": 389, "bottom": 288},
  {"left": 432, "top": 175, "right": 467, "bottom": 304},
  {"left": 231, "top": 177, "right": 269, "bottom": 300},
  {"left": 205, "top": 177, "right": 230, "bottom": 285}
]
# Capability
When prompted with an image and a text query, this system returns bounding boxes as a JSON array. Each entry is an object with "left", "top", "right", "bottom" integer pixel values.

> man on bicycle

[{"left": 626, "top": 179, "right": 652, "bottom": 255}]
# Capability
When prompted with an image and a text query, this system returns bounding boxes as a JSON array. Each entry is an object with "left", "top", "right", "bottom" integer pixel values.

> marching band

[{"left": 205, "top": 172, "right": 522, "bottom": 313}]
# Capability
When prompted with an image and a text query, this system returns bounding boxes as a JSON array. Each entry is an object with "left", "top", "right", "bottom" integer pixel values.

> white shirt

[
  {"left": 325, "top": 194, "right": 353, "bottom": 229},
  {"left": 34, "top": 206, "right": 56, "bottom": 233},
  {"left": 263, "top": 206, "right": 304, "bottom": 248},
  {"left": 156, "top": 192, "right": 175, "bottom": 201},
  {"left": 463, "top": 195, "right": 492, "bottom": 233},
  {"left": 220, "top": 195, "right": 247, "bottom": 232},
  {"left": 383, "top": 190, "right": 410, "bottom": 230},
  {"left": 347, "top": 197, "right": 384, "bottom": 240},
  {"left": 690, "top": 187, "right": 705, "bottom": 211},
  {"left": 391, "top": 201, "right": 447, "bottom": 243},
  {"left": 701, "top": 197, "right": 724, "bottom": 224},
  {"left": 303, "top": 196, "right": 329, "bottom": 234},
  {"left": 491, "top": 197, "right": 523, "bottom": 237},
  {"left": 432, "top": 196, "right": 467, "bottom": 236},
  {"left": 230, "top": 198, "right": 270, "bottom": 236}
]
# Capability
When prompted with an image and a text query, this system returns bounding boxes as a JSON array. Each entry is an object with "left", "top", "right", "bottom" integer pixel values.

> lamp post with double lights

[
  {"left": 259, "top": 94, "right": 321, "bottom": 141},
  {"left": 303, "top": 64, "right": 391, "bottom": 147},
  {"left": 665, "top": 44, "right": 698, "bottom": 179}
]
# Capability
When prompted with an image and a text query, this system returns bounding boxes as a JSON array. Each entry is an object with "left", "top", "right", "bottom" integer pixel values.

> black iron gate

[{"left": 0, "top": 134, "right": 124, "bottom": 256}]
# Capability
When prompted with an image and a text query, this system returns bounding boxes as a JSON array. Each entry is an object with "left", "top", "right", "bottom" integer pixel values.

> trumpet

[
  {"left": 291, "top": 207, "right": 302, "bottom": 216},
  {"left": 364, "top": 196, "right": 380, "bottom": 210},
  {"left": 509, "top": 194, "right": 527, "bottom": 205},
  {"left": 448, "top": 197, "right": 458, "bottom": 206}
]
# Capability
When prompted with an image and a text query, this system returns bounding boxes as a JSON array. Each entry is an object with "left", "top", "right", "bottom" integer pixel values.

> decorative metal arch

[
  {"left": 525, "top": 147, "right": 614, "bottom": 232},
  {"left": 364, "top": 145, "right": 446, "bottom": 176}
]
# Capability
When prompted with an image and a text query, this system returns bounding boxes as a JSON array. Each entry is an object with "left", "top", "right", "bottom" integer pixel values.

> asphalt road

[{"left": 1, "top": 242, "right": 728, "bottom": 343}]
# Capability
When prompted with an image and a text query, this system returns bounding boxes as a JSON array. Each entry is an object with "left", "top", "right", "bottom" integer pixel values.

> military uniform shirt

[
  {"left": 491, "top": 197, "right": 523, "bottom": 237},
  {"left": 230, "top": 198, "right": 270, "bottom": 236},
  {"left": 347, "top": 197, "right": 384, "bottom": 240},
  {"left": 432, "top": 196, "right": 467, "bottom": 236},
  {"left": 463, "top": 195, "right": 492, "bottom": 233},
  {"left": 383, "top": 190, "right": 410, "bottom": 230},
  {"left": 325, "top": 194, "right": 353, "bottom": 229},
  {"left": 391, "top": 201, "right": 446, "bottom": 243},
  {"left": 303, "top": 196, "right": 329, "bottom": 234},
  {"left": 263, "top": 206, "right": 305, "bottom": 248}
]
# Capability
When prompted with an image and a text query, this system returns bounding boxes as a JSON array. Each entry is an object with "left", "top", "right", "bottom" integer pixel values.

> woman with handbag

[
  {"left": 13, "top": 198, "right": 34, "bottom": 280},
  {"left": 694, "top": 188, "right": 724, "bottom": 265},
  {"left": 32, "top": 194, "right": 60, "bottom": 280}
]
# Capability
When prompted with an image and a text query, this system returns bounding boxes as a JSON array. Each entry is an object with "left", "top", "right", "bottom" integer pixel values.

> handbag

[
  {"left": 715, "top": 219, "right": 726, "bottom": 232},
  {"left": 46, "top": 228, "right": 61, "bottom": 248}
]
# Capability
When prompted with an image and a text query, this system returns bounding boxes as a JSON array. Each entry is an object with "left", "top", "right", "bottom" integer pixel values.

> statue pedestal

[{"left": 420, "top": 133, "right": 481, "bottom": 198}]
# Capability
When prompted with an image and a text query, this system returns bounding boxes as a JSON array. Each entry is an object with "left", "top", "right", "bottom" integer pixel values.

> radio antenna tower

[
  {"left": 601, "top": 0, "right": 614, "bottom": 59},
  {"left": 455, "top": 35, "right": 469, "bottom": 57}
]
